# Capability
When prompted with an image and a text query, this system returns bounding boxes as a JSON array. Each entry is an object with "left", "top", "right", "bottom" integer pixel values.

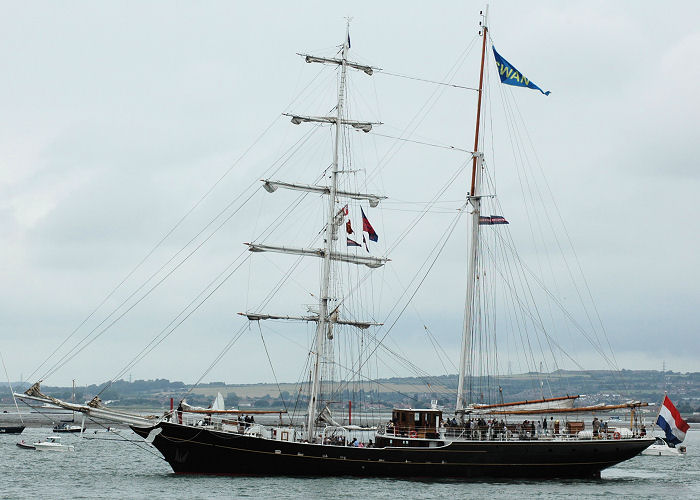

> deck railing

[
  {"left": 376, "top": 422, "right": 642, "bottom": 442},
  {"left": 161, "top": 412, "right": 644, "bottom": 444}
]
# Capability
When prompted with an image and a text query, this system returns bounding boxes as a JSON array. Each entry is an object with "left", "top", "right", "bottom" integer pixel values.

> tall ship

[{"left": 18, "top": 9, "right": 653, "bottom": 478}]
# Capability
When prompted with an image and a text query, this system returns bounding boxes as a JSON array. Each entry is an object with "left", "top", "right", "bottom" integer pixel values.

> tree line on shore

[{"left": 2, "top": 370, "right": 698, "bottom": 413}]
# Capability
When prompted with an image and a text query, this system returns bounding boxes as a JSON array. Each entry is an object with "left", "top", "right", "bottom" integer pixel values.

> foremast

[
  {"left": 306, "top": 21, "right": 351, "bottom": 442},
  {"left": 241, "top": 22, "right": 384, "bottom": 442},
  {"left": 457, "top": 7, "right": 488, "bottom": 414}
]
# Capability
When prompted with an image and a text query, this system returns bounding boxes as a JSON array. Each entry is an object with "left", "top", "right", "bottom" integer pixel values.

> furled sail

[
  {"left": 317, "top": 405, "right": 342, "bottom": 427},
  {"left": 468, "top": 395, "right": 578, "bottom": 413},
  {"left": 180, "top": 392, "right": 225, "bottom": 412},
  {"left": 245, "top": 243, "right": 389, "bottom": 268},
  {"left": 467, "top": 395, "right": 648, "bottom": 415}
]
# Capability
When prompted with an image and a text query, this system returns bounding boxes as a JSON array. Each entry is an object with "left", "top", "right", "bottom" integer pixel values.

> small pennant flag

[
  {"left": 361, "top": 208, "right": 378, "bottom": 242},
  {"left": 342, "top": 204, "right": 349, "bottom": 216},
  {"left": 347, "top": 237, "right": 361, "bottom": 247},
  {"left": 362, "top": 234, "right": 369, "bottom": 252},
  {"left": 479, "top": 215, "right": 509, "bottom": 225},
  {"left": 346, "top": 220, "right": 353, "bottom": 234}
]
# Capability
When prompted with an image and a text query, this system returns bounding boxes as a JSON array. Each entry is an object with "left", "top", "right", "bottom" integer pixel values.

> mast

[
  {"left": 1, "top": 351, "right": 23, "bottom": 425},
  {"left": 457, "top": 6, "right": 488, "bottom": 414},
  {"left": 306, "top": 21, "right": 351, "bottom": 442},
  {"left": 245, "top": 21, "right": 380, "bottom": 441}
]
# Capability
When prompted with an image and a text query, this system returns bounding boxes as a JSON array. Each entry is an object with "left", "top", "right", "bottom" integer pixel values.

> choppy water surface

[{"left": 1, "top": 428, "right": 698, "bottom": 499}]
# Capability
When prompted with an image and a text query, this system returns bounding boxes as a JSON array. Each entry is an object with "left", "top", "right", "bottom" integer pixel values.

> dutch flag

[{"left": 656, "top": 395, "right": 690, "bottom": 444}]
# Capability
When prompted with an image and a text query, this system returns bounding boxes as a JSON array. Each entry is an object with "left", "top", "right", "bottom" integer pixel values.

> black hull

[
  {"left": 132, "top": 422, "right": 653, "bottom": 479},
  {"left": 0, "top": 425, "right": 25, "bottom": 434}
]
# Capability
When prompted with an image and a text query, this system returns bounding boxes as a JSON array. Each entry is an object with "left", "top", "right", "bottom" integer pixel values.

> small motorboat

[
  {"left": 641, "top": 436, "right": 687, "bottom": 456},
  {"left": 33, "top": 436, "right": 75, "bottom": 452},
  {"left": 16, "top": 440, "right": 35, "bottom": 450},
  {"left": 53, "top": 422, "right": 83, "bottom": 433}
]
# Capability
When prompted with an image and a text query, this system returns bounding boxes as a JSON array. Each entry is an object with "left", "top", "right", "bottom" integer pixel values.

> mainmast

[{"left": 457, "top": 7, "right": 488, "bottom": 414}]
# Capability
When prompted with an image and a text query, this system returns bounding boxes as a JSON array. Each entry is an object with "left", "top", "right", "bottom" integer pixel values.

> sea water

[{"left": 1, "top": 428, "right": 698, "bottom": 499}]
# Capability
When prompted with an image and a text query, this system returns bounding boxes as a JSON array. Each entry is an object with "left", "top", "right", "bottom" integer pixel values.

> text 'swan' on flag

[{"left": 492, "top": 46, "right": 550, "bottom": 96}]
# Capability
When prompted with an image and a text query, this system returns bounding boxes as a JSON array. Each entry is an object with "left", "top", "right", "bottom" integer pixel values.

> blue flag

[{"left": 492, "top": 46, "right": 550, "bottom": 96}]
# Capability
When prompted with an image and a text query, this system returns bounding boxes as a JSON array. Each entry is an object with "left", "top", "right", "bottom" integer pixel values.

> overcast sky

[{"left": 1, "top": 1, "right": 698, "bottom": 388}]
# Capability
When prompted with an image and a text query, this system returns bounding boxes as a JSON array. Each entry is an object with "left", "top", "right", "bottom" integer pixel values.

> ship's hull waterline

[{"left": 132, "top": 422, "right": 653, "bottom": 479}]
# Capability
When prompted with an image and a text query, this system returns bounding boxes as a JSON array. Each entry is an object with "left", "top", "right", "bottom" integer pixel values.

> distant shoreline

[{"left": 3, "top": 404, "right": 698, "bottom": 428}]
